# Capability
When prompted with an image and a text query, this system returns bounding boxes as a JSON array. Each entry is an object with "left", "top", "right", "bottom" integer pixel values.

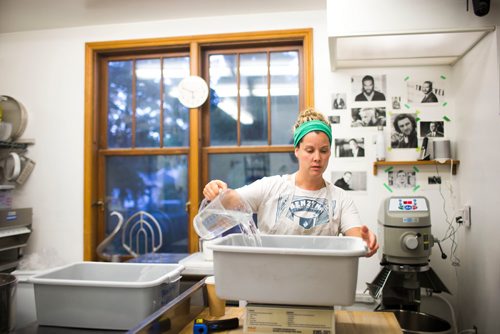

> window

[
  {"left": 204, "top": 47, "right": 302, "bottom": 189},
  {"left": 101, "top": 54, "right": 191, "bottom": 256},
  {"left": 84, "top": 29, "right": 314, "bottom": 259}
]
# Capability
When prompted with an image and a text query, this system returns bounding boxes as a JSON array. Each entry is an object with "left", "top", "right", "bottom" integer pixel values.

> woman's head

[
  {"left": 292, "top": 108, "right": 331, "bottom": 147},
  {"left": 292, "top": 108, "right": 332, "bottom": 178}
]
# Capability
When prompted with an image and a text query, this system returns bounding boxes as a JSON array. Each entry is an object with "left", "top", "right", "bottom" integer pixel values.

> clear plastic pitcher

[{"left": 193, "top": 189, "right": 255, "bottom": 240}]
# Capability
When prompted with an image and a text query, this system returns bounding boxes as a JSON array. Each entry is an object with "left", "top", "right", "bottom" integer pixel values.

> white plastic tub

[
  {"left": 29, "top": 262, "right": 183, "bottom": 330},
  {"left": 208, "top": 234, "right": 367, "bottom": 306}
]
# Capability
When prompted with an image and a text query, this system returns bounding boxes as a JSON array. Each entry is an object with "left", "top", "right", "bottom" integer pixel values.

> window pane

[
  {"left": 108, "top": 61, "right": 133, "bottom": 148},
  {"left": 105, "top": 155, "right": 188, "bottom": 254},
  {"left": 208, "top": 152, "right": 298, "bottom": 188},
  {"left": 136, "top": 59, "right": 161, "bottom": 147},
  {"left": 209, "top": 54, "right": 237, "bottom": 146},
  {"left": 163, "top": 57, "right": 190, "bottom": 147},
  {"left": 240, "top": 53, "right": 268, "bottom": 146},
  {"left": 271, "top": 51, "right": 299, "bottom": 145}
]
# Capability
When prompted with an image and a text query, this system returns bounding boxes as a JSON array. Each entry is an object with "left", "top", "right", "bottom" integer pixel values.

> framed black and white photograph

[
  {"left": 351, "top": 74, "right": 387, "bottom": 102},
  {"left": 331, "top": 171, "right": 367, "bottom": 191},
  {"left": 420, "top": 121, "right": 444, "bottom": 138},
  {"left": 407, "top": 79, "right": 445, "bottom": 104},
  {"left": 390, "top": 113, "right": 418, "bottom": 149},
  {"left": 351, "top": 107, "right": 386, "bottom": 127},
  {"left": 392, "top": 96, "right": 401, "bottom": 110},
  {"left": 328, "top": 115, "right": 341, "bottom": 124},
  {"left": 334, "top": 138, "right": 365, "bottom": 158},
  {"left": 332, "top": 93, "right": 347, "bottom": 110},
  {"left": 388, "top": 170, "right": 416, "bottom": 189}
]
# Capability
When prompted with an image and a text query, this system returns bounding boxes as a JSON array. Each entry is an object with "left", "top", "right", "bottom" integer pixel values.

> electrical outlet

[{"left": 463, "top": 205, "right": 471, "bottom": 227}]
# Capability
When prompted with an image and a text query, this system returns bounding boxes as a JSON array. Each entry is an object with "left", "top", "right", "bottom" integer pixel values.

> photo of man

[
  {"left": 407, "top": 78, "right": 445, "bottom": 104},
  {"left": 354, "top": 75, "right": 386, "bottom": 101},
  {"left": 420, "top": 121, "right": 444, "bottom": 138},
  {"left": 392, "top": 96, "right": 401, "bottom": 110},
  {"left": 351, "top": 107, "right": 386, "bottom": 127},
  {"left": 421, "top": 81, "right": 438, "bottom": 103},
  {"left": 348, "top": 138, "right": 365, "bottom": 157},
  {"left": 332, "top": 93, "right": 346, "bottom": 110},
  {"left": 328, "top": 115, "right": 341, "bottom": 124},
  {"left": 331, "top": 171, "right": 367, "bottom": 191},
  {"left": 391, "top": 113, "right": 418, "bottom": 149},
  {"left": 388, "top": 170, "right": 416, "bottom": 189},
  {"left": 334, "top": 171, "right": 353, "bottom": 190},
  {"left": 334, "top": 138, "right": 365, "bottom": 158}
]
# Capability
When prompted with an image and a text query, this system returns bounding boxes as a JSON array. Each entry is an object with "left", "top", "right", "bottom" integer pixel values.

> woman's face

[{"left": 295, "top": 131, "right": 331, "bottom": 178}]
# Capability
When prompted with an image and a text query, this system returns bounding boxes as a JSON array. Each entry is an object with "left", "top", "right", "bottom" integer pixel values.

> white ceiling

[{"left": 0, "top": 0, "right": 326, "bottom": 34}]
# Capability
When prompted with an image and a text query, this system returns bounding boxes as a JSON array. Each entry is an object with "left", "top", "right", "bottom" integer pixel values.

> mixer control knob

[{"left": 403, "top": 234, "right": 419, "bottom": 250}]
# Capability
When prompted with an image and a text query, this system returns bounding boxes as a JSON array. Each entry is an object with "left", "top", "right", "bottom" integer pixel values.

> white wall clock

[{"left": 177, "top": 75, "right": 209, "bottom": 108}]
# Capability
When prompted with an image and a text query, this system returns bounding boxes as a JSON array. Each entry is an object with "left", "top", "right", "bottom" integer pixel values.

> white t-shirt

[{"left": 236, "top": 174, "right": 362, "bottom": 236}]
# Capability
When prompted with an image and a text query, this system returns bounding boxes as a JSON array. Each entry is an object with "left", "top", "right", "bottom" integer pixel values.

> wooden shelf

[{"left": 373, "top": 160, "right": 460, "bottom": 175}]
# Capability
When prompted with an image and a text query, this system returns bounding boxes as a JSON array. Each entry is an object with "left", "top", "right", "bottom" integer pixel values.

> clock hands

[{"left": 177, "top": 75, "right": 209, "bottom": 108}]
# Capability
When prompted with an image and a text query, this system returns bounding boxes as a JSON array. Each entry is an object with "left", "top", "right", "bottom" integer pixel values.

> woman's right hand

[{"left": 203, "top": 180, "right": 228, "bottom": 201}]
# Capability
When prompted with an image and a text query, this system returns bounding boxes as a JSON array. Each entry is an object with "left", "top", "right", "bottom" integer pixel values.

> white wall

[{"left": 453, "top": 29, "right": 500, "bottom": 333}]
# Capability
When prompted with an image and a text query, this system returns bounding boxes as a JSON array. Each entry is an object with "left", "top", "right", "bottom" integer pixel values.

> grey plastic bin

[
  {"left": 29, "top": 262, "right": 183, "bottom": 330},
  {"left": 208, "top": 234, "right": 367, "bottom": 306}
]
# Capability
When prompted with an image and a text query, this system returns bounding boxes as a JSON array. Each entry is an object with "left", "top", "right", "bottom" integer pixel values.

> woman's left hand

[
  {"left": 360, "top": 225, "right": 379, "bottom": 257},
  {"left": 345, "top": 225, "right": 379, "bottom": 257}
]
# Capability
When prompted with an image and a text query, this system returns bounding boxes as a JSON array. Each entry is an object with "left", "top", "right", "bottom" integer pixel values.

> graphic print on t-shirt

[{"left": 276, "top": 194, "right": 336, "bottom": 229}]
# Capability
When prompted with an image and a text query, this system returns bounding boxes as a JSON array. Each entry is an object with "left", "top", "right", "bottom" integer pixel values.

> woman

[{"left": 203, "top": 108, "right": 378, "bottom": 257}]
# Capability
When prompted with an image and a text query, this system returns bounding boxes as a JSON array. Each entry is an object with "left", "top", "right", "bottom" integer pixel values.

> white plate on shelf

[{"left": 0, "top": 95, "right": 28, "bottom": 141}]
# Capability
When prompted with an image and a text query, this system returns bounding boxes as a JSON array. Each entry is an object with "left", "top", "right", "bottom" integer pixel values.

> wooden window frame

[{"left": 84, "top": 29, "right": 314, "bottom": 260}]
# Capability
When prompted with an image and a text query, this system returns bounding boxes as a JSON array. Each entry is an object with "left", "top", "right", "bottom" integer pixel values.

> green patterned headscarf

[{"left": 293, "top": 120, "right": 332, "bottom": 147}]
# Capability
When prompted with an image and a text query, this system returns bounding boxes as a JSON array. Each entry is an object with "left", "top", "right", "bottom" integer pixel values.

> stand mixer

[{"left": 368, "top": 196, "right": 450, "bottom": 313}]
